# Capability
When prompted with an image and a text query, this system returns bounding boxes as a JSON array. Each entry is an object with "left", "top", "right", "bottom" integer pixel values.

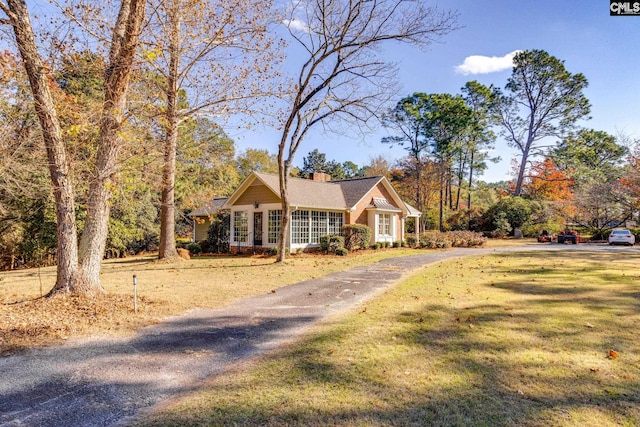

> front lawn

[
  {"left": 1, "top": 248, "right": 423, "bottom": 355},
  {"left": 137, "top": 250, "right": 640, "bottom": 427}
]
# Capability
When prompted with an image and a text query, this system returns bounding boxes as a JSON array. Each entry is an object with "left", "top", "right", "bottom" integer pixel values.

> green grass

[{"left": 137, "top": 250, "right": 640, "bottom": 426}]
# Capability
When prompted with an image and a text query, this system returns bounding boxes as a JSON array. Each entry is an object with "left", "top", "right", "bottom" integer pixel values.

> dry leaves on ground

[{"left": 0, "top": 293, "right": 167, "bottom": 356}]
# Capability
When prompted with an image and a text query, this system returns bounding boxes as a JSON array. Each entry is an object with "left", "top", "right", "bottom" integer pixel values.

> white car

[{"left": 608, "top": 229, "right": 636, "bottom": 246}]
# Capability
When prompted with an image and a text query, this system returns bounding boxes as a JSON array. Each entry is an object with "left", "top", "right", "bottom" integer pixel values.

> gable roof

[
  {"left": 250, "top": 173, "right": 349, "bottom": 210},
  {"left": 224, "top": 172, "right": 420, "bottom": 216},
  {"left": 188, "top": 197, "right": 228, "bottom": 217}
]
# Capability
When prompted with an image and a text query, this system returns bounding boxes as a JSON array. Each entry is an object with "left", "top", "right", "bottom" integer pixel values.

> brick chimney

[{"left": 310, "top": 172, "right": 331, "bottom": 182}]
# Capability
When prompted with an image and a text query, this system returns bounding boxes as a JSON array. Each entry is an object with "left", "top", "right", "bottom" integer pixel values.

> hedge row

[{"left": 419, "top": 231, "right": 487, "bottom": 249}]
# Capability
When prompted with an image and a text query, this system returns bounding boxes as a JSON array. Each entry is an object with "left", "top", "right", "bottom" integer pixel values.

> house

[{"left": 191, "top": 171, "right": 420, "bottom": 253}]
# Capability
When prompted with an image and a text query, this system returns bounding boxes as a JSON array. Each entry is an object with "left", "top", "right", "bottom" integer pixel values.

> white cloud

[
  {"left": 454, "top": 50, "right": 522, "bottom": 75},
  {"left": 283, "top": 18, "right": 310, "bottom": 33}
]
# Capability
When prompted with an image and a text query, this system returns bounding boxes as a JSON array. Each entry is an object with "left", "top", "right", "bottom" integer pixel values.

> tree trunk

[
  {"left": 467, "top": 149, "right": 475, "bottom": 211},
  {"left": 514, "top": 130, "right": 534, "bottom": 196},
  {"left": 158, "top": 2, "right": 181, "bottom": 260},
  {"left": 276, "top": 161, "right": 291, "bottom": 262},
  {"left": 438, "top": 163, "right": 444, "bottom": 232},
  {"left": 76, "top": 0, "right": 146, "bottom": 293},
  {"left": 5, "top": 0, "right": 80, "bottom": 293}
]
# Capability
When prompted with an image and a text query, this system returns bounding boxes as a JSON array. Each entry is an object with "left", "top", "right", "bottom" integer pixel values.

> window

[
  {"left": 268, "top": 210, "right": 282, "bottom": 244},
  {"left": 291, "top": 210, "right": 309, "bottom": 244},
  {"left": 311, "top": 211, "right": 327, "bottom": 243},
  {"left": 378, "top": 213, "right": 391, "bottom": 236},
  {"left": 328, "top": 212, "right": 343, "bottom": 235},
  {"left": 233, "top": 211, "right": 248, "bottom": 243}
]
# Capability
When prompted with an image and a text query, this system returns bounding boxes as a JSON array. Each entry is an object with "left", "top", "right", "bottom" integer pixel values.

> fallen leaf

[{"left": 608, "top": 349, "right": 619, "bottom": 359}]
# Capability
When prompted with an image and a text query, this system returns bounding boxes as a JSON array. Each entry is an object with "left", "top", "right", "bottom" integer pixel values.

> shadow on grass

[{"left": 135, "top": 250, "right": 640, "bottom": 426}]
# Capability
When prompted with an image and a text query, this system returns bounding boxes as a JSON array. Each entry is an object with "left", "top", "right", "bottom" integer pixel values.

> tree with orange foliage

[{"left": 524, "top": 158, "right": 573, "bottom": 202}]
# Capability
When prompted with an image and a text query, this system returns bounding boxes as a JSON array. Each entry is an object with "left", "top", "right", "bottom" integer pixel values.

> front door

[{"left": 253, "top": 212, "right": 263, "bottom": 246}]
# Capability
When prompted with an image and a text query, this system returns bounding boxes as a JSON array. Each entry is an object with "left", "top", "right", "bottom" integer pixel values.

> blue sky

[{"left": 232, "top": 0, "right": 640, "bottom": 182}]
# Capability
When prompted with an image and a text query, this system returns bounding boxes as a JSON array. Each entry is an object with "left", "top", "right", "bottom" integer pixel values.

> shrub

[
  {"left": 335, "top": 247, "right": 349, "bottom": 256},
  {"left": 206, "top": 212, "right": 230, "bottom": 253},
  {"left": 405, "top": 236, "right": 417, "bottom": 248},
  {"left": 393, "top": 241, "right": 401, "bottom": 248},
  {"left": 186, "top": 242, "right": 202, "bottom": 255},
  {"left": 370, "top": 243, "right": 380, "bottom": 250},
  {"left": 419, "top": 231, "right": 486, "bottom": 249},
  {"left": 342, "top": 224, "right": 371, "bottom": 250},
  {"left": 420, "top": 232, "right": 452, "bottom": 249},
  {"left": 267, "top": 246, "right": 278, "bottom": 256},
  {"left": 320, "top": 234, "right": 345, "bottom": 253}
]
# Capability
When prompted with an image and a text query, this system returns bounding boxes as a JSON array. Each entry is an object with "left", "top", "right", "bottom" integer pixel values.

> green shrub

[
  {"left": 267, "top": 246, "right": 278, "bottom": 256},
  {"left": 393, "top": 241, "right": 401, "bottom": 248},
  {"left": 588, "top": 228, "right": 610, "bottom": 241},
  {"left": 405, "top": 236, "right": 417, "bottom": 248},
  {"left": 335, "top": 247, "right": 349, "bottom": 256},
  {"left": 320, "top": 234, "right": 345, "bottom": 253},
  {"left": 370, "top": 243, "right": 380, "bottom": 250},
  {"left": 342, "top": 224, "right": 371, "bottom": 250},
  {"left": 186, "top": 242, "right": 202, "bottom": 255},
  {"left": 206, "top": 212, "right": 230, "bottom": 253}
]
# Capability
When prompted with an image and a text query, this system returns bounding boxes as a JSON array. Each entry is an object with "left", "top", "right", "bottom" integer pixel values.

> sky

[{"left": 230, "top": 0, "right": 640, "bottom": 182}]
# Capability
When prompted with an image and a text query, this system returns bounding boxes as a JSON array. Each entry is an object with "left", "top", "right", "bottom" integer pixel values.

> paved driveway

[{"left": 0, "top": 243, "right": 634, "bottom": 426}]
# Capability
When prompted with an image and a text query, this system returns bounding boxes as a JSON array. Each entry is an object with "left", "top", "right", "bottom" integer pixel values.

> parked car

[{"left": 608, "top": 229, "right": 636, "bottom": 246}]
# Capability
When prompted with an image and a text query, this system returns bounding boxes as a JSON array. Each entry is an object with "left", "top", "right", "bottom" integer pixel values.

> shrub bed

[{"left": 419, "top": 231, "right": 486, "bottom": 249}]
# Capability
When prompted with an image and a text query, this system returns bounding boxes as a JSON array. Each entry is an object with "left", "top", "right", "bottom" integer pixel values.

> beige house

[{"left": 190, "top": 171, "right": 420, "bottom": 252}]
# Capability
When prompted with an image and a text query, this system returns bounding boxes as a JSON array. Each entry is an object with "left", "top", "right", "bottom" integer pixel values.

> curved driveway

[{"left": 0, "top": 243, "right": 634, "bottom": 426}]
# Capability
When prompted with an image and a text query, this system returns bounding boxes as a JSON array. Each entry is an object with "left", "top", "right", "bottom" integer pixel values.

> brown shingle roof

[
  {"left": 188, "top": 197, "right": 228, "bottom": 217},
  {"left": 232, "top": 173, "right": 416, "bottom": 215},
  {"left": 254, "top": 173, "right": 349, "bottom": 209}
]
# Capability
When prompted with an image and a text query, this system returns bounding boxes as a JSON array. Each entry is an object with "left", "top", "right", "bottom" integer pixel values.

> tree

[
  {"left": 237, "top": 148, "right": 279, "bottom": 180},
  {"left": 299, "top": 148, "right": 360, "bottom": 179},
  {"left": 176, "top": 118, "right": 239, "bottom": 209},
  {"left": 382, "top": 93, "right": 435, "bottom": 217},
  {"left": 274, "top": 0, "right": 458, "bottom": 261},
  {"left": 493, "top": 49, "right": 590, "bottom": 196},
  {"left": 552, "top": 129, "right": 626, "bottom": 183},
  {"left": 417, "top": 93, "right": 471, "bottom": 231},
  {"left": 362, "top": 155, "right": 391, "bottom": 178},
  {"left": 460, "top": 81, "right": 497, "bottom": 211},
  {"left": 142, "top": 0, "right": 280, "bottom": 259},
  {"left": 552, "top": 129, "right": 627, "bottom": 229},
  {"left": 0, "top": 0, "right": 146, "bottom": 295}
]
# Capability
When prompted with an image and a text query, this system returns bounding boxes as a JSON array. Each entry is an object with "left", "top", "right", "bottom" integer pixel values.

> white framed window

[
  {"left": 378, "top": 213, "right": 391, "bottom": 236},
  {"left": 268, "top": 210, "right": 282, "bottom": 244},
  {"left": 328, "top": 212, "right": 343, "bottom": 235},
  {"left": 310, "top": 211, "right": 327, "bottom": 243},
  {"left": 234, "top": 211, "right": 248, "bottom": 242},
  {"left": 291, "top": 210, "right": 309, "bottom": 244}
]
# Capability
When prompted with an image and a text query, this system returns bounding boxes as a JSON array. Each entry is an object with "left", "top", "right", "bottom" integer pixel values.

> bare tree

[
  {"left": 0, "top": 0, "right": 146, "bottom": 295},
  {"left": 142, "top": 0, "right": 282, "bottom": 259},
  {"left": 275, "top": 0, "right": 458, "bottom": 261}
]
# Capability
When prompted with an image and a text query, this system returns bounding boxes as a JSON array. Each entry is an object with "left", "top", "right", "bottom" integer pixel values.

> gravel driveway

[{"left": 0, "top": 243, "right": 628, "bottom": 426}]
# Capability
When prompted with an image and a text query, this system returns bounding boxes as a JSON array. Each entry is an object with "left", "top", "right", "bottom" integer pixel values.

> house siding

[
  {"left": 235, "top": 182, "right": 280, "bottom": 206},
  {"left": 193, "top": 216, "right": 211, "bottom": 242},
  {"left": 349, "top": 183, "right": 401, "bottom": 225}
]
